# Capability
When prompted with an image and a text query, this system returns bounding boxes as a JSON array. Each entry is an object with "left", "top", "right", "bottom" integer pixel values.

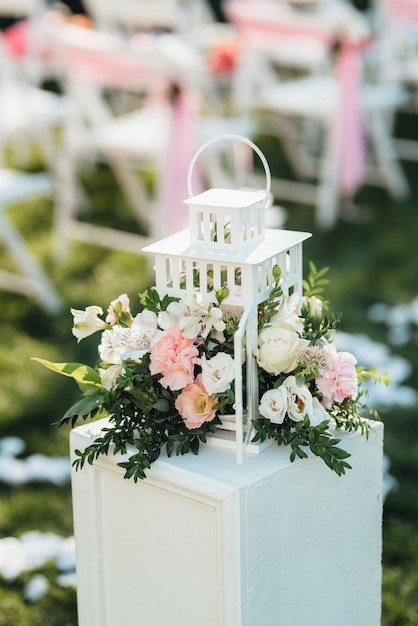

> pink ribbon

[
  {"left": 163, "top": 87, "right": 202, "bottom": 235},
  {"left": 225, "top": 0, "right": 368, "bottom": 198},
  {"left": 57, "top": 25, "right": 202, "bottom": 235}
]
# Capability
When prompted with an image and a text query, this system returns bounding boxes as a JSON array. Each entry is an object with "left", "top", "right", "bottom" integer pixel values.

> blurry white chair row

[
  {"left": 0, "top": 26, "right": 67, "bottom": 313},
  {"left": 373, "top": 0, "right": 418, "bottom": 161},
  {"left": 224, "top": 0, "right": 411, "bottom": 229},
  {"left": 0, "top": 3, "right": 238, "bottom": 311},
  {"left": 1, "top": 0, "right": 417, "bottom": 311}
]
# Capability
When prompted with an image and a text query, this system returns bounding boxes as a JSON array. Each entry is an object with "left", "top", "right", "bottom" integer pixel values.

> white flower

[
  {"left": 302, "top": 295, "right": 323, "bottom": 321},
  {"left": 179, "top": 314, "right": 202, "bottom": 340},
  {"left": 203, "top": 306, "right": 226, "bottom": 338},
  {"left": 98, "top": 328, "right": 126, "bottom": 364},
  {"left": 309, "top": 397, "right": 330, "bottom": 427},
  {"left": 158, "top": 300, "right": 184, "bottom": 330},
  {"left": 201, "top": 353, "right": 234, "bottom": 395},
  {"left": 271, "top": 293, "right": 303, "bottom": 333},
  {"left": 159, "top": 293, "right": 226, "bottom": 341},
  {"left": 71, "top": 306, "right": 107, "bottom": 342},
  {"left": 257, "top": 325, "right": 308, "bottom": 375},
  {"left": 284, "top": 376, "right": 313, "bottom": 422},
  {"left": 129, "top": 310, "right": 161, "bottom": 355},
  {"left": 259, "top": 386, "right": 288, "bottom": 424},
  {"left": 99, "top": 364, "right": 125, "bottom": 390},
  {"left": 99, "top": 311, "right": 162, "bottom": 364}
]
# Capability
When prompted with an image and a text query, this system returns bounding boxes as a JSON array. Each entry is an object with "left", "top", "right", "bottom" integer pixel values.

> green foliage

[
  {"left": 252, "top": 416, "right": 352, "bottom": 476},
  {"left": 302, "top": 261, "right": 330, "bottom": 301}
]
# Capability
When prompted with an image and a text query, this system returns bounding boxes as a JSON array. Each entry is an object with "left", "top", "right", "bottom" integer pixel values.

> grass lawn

[{"left": 0, "top": 129, "right": 417, "bottom": 624}]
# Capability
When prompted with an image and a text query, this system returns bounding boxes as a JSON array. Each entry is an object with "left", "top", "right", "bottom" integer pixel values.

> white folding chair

[
  {"left": 0, "top": 32, "right": 69, "bottom": 311},
  {"left": 225, "top": 0, "right": 410, "bottom": 229},
  {"left": 0, "top": 0, "right": 58, "bottom": 85},
  {"left": 49, "top": 24, "right": 187, "bottom": 256},
  {"left": 0, "top": 168, "right": 62, "bottom": 313},
  {"left": 374, "top": 0, "right": 418, "bottom": 161}
]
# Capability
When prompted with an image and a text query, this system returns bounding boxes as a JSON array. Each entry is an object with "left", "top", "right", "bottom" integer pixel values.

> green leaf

[
  {"left": 31, "top": 358, "right": 101, "bottom": 392},
  {"left": 61, "top": 394, "right": 104, "bottom": 421},
  {"left": 153, "top": 398, "right": 171, "bottom": 412}
]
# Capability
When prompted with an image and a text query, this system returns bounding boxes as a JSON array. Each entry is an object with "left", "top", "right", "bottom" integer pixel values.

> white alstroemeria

[
  {"left": 201, "top": 306, "right": 226, "bottom": 339},
  {"left": 99, "top": 311, "right": 162, "bottom": 364},
  {"left": 157, "top": 300, "right": 184, "bottom": 330},
  {"left": 259, "top": 386, "right": 288, "bottom": 424},
  {"left": 309, "top": 397, "right": 330, "bottom": 427},
  {"left": 122, "top": 311, "right": 162, "bottom": 360},
  {"left": 201, "top": 353, "right": 234, "bottom": 395},
  {"left": 162, "top": 294, "right": 225, "bottom": 341},
  {"left": 284, "top": 376, "right": 313, "bottom": 422},
  {"left": 99, "top": 363, "right": 125, "bottom": 390},
  {"left": 179, "top": 314, "right": 202, "bottom": 340},
  {"left": 98, "top": 328, "right": 126, "bottom": 365},
  {"left": 271, "top": 293, "right": 304, "bottom": 333},
  {"left": 71, "top": 306, "right": 107, "bottom": 342}
]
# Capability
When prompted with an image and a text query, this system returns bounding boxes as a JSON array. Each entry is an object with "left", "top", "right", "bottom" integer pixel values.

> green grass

[{"left": 1, "top": 126, "right": 418, "bottom": 624}]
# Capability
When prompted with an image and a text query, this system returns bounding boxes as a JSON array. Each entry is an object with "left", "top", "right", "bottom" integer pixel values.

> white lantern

[{"left": 143, "top": 134, "right": 311, "bottom": 464}]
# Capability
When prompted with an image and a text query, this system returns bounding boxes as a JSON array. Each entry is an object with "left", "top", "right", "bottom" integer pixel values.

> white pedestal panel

[{"left": 70, "top": 419, "right": 384, "bottom": 626}]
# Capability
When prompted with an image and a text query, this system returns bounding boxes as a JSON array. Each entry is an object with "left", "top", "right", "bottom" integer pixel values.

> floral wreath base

[{"left": 34, "top": 263, "right": 390, "bottom": 482}]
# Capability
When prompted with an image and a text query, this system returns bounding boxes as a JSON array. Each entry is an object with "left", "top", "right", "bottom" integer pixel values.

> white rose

[
  {"left": 284, "top": 376, "right": 313, "bottom": 422},
  {"left": 257, "top": 326, "right": 308, "bottom": 375},
  {"left": 71, "top": 306, "right": 107, "bottom": 342},
  {"left": 201, "top": 353, "right": 235, "bottom": 395},
  {"left": 271, "top": 293, "right": 304, "bottom": 333},
  {"left": 259, "top": 386, "right": 288, "bottom": 424},
  {"left": 309, "top": 397, "right": 330, "bottom": 427}
]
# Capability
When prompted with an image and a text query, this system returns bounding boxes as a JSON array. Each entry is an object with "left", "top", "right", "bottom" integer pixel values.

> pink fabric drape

[
  {"left": 335, "top": 41, "right": 367, "bottom": 197},
  {"left": 163, "top": 88, "right": 202, "bottom": 234}
]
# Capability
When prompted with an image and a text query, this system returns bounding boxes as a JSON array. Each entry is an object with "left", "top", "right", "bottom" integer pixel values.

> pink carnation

[
  {"left": 315, "top": 344, "right": 358, "bottom": 409},
  {"left": 149, "top": 327, "right": 200, "bottom": 391},
  {"left": 175, "top": 375, "right": 217, "bottom": 429}
]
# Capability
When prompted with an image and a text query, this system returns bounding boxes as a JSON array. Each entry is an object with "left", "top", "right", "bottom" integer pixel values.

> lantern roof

[
  {"left": 184, "top": 188, "right": 266, "bottom": 209},
  {"left": 143, "top": 227, "right": 311, "bottom": 263}
]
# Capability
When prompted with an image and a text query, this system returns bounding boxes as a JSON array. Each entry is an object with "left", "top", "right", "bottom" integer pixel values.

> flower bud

[
  {"left": 216, "top": 285, "right": 229, "bottom": 305},
  {"left": 303, "top": 296, "right": 323, "bottom": 321}
]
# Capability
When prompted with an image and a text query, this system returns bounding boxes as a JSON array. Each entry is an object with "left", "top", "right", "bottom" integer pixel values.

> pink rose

[
  {"left": 149, "top": 327, "right": 200, "bottom": 391},
  {"left": 315, "top": 344, "right": 358, "bottom": 409},
  {"left": 175, "top": 375, "right": 217, "bottom": 429}
]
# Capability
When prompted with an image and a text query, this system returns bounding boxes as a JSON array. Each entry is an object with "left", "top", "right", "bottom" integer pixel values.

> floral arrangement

[{"left": 33, "top": 263, "right": 389, "bottom": 481}]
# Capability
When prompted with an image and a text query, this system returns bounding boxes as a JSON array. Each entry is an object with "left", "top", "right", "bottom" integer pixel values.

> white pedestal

[{"left": 70, "top": 419, "right": 384, "bottom": 626}]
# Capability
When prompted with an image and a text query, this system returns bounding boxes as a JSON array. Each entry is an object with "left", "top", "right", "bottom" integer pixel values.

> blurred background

[{"left": 0, "top": 0, "right": 417, "bottom": 623}]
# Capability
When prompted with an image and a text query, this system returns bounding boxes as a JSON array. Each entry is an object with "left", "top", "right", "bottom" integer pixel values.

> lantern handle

[{"left": 187, "top": 134, "right": 271, "bottom": 208}]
